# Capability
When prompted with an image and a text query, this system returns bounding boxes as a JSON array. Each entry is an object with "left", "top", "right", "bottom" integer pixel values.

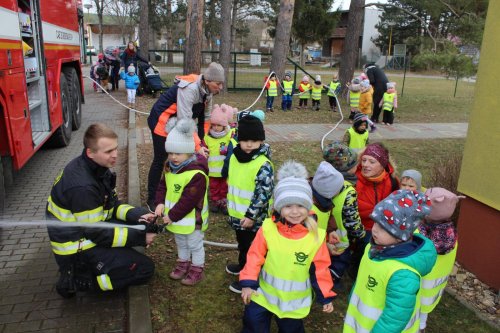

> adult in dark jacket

[
  {"left": 46, "top": 123, "right": 157, "bottom": 298},
  {"left": 146, "top": 62, "right": 225, "bottom": 209},
  {"left": 364, "top": 63, "right": 389, "bottom": 123},
  {"left": 107, "top": 48, "right": 121, "bottom": 91},
  {"left": 120, "top": 41, "right": 150, "bottom": 70}
]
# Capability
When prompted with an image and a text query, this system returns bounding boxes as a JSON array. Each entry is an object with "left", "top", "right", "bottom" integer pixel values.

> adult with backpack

[{"left": 146, "top": 62, "right": 225, "bottom": 210}]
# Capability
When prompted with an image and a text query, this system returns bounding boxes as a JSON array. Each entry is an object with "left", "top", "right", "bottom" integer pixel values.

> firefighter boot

[
  {"left": 181, "top": 265, "right": 204, "bottom": 286},
  {"left": 56, "top": 266, "right": 77, "bottom": 298},
  {"left": 169, "top": 260, "right": 190, "bottom": 280}
]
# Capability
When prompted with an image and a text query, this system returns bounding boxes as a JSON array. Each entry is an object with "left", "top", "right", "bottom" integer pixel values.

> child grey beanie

[
  {"left": 204, "top": 62, "right": 225, "bottom": 82},
  {"left": 274, "top": 161, "right": 313, "bottom": 212},
  {"left": 401, "top": 169, "right": 423, "bottom": 191},
  {"left": 312, "top": 162, "right": 344, "bottom": 199},
  {"left": 127, "top": 65, "right": 135, "bottom": 74},
  {"left": 164, "top": 118, "right": 196, "bottom": 153}
]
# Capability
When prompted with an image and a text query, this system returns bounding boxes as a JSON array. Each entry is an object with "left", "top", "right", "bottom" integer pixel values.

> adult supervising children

[{"left": 146, "top": 62, "right": 225, "bottom": 210}]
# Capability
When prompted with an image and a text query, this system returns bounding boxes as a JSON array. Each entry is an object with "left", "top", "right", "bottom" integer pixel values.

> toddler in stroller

[{"left": 138, "top": 64, "right": 168, "bottom": 97}]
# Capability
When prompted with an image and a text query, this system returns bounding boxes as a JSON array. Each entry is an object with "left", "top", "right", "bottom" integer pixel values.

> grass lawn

[
  {"left": 139, "top": 138, "right": 497, "bottom": 333},
  {"left": 134, "top": 75, "right": 474, "bottom": 124}
]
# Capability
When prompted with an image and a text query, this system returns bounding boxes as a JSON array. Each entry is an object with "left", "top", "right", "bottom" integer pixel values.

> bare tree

[
  {"left": 138, "top": 0, "right": 150, "bottom": 59},
  {"left": 339, "top": 0, "right": 364, "bottom": 95},
  {"left": 93, "top": 0, "right": 107, "bottom": 53},
  {"left": 220, "top": 0, "right": 232, "bottom": 92},
  {"left": 270, "top": 0, "right": 295, "bottom": 79},
  {"left": 184, "top": 0, "right": 204, "bottom": 74},
  {"left": 104, "top": 0, "right": 138, "bottom": 44}
]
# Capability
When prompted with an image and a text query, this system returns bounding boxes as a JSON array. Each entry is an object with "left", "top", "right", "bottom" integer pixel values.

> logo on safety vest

[
  {"left": 366, "top": 275, "right": 378, "bottom": 291},
  {"left": 294, "top": 252, "right": 308, "bottom": 266},
  {"left": 174, "top": 184, "right": 181, "bottom": 193}
]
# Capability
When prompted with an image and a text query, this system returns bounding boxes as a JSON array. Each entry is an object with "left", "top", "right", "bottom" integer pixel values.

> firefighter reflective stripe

[
  {"left": 164, "top": 170, "right": 209, "bottom": 234},
  {"left": 331, "top": 183, "right": 351, "bottom": 251},
  {"left": 111, "top": 227, "right": 129, "bottom": 247},
  {"left": 48, "top": 196, "right": 105, "bottom": 222},
  {"left": 382, "top": 92, "right": 395, "bottom": 111},
  {"left": 97, "top": 274, "right": 113, "bottom": 291},
  {"left": 327, "top": 82, "right": 340, "bottom": 96},
  {"left": 299, "top": 84, "right": 311, "bottom": 99},
  {"left": 283, "top": 81, "right": 294, "bottom": 95},
  {"left": 227, "top": 155, "right": 271, "bottom": 219},
  {"left": 116, "top": 204, "right": 134, "bottom": 221},
  {"left": 252, "top": 218, "right": 325, "bottom": 319},
  {"left": 47, "top": 196, "right": 77, "bottom": 221},
  {"left": 344, "top": 244, "right": 421, "bottom": 332},
  {"left": 268, "top": 81, "right": 278, "bottom": 96},
  {"left": 311, "top": 204, "right": 331, "bottom": 230},
  {"left": 311, "top": 86, "right": 322, "bottom": 100},
  {"left": 347, "top": 127, "right": 369, "bottom": 150},
  {"left": 50, "top": 239, "right": 96, "bottom": 255},
  {"left": 349, "top": 91, "right": 361, "bottom": 107},
  {"left": 204, "top": 130, "right": 233, "bottom": 177},
  {"left": 420, "top": 244, "right": 457, "bottom": 313},
  {"left": 73, "top": 206, "right": 104, "bottom": 222}
]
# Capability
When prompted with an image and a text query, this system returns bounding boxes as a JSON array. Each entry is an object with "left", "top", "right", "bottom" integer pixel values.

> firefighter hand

[
  {"left": 162, "top": 215, "right": 173, "bottom": 225},
  {"left": 154, "top": 204, "right": 165, "bottom": 217},
  {"left": 139, "top": 213, "right": 156, "bottom": 223},
  {"left": 240, "top": 217, "right": 254, "bottom": 229},
  {"left": 241, "top": 287, "right": 256, "bottom": 305},
  {"left": 328, "top": 231, "right": 340, "bottom": 245},
  {"left": 145, "top": 233, "right": 157, "bottom": 247},
  {"left": 323, "top": 302, "right": 334, "bottom": 313},
  {"left": 197, "top": 146, "right": 209, "bottom": 158}
]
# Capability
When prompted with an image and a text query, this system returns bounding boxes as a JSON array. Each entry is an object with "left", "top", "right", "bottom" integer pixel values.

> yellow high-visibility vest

[
  {"left": 327, "top": 81, "right": 340, "bottom": 96},
  {"left": 299, "top": 83, "right": 311, "bottom": 99},
  {"left": 343, "top": 244, "right": 421, "bottom": 333},
  {"left": 349, "top": 91, "right": 361, "bottom": 108},
  {"left": 164, "top": 170, "right": 209, "bottom": 234},
  {"left": 252, "top": 218, "right": 326, "bottom": 319},
  {"left": 311, "top": 86, "right": 322, "bottom": 101},
  {"left": 204, "top": 129, "right": 233, "bottom": 177},
  {"left": 283, "top": 80, "right": 294, "bottom": 95},
  {"left": 382, "top": 92, "right": 396, "bottom": 111},
  {"left": 312, "top": 204, "right": 331, "bottom": 230},
  {"left": 268, "top": 80, "right": 278, "bottom": 97},
  {"left": 347, "top": 127, "right": 369, "bottom": 150},
  {"left": 331, "top": 183, "right": 352, "bottom": 252}
]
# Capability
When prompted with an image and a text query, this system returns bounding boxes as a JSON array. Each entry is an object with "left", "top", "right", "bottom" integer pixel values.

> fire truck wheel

[
  {"left": 63, "top": 67, "right": 82, "bottom": 130},
  {"left": 49, "top": 74, "right": 72, "bottom": 147}
]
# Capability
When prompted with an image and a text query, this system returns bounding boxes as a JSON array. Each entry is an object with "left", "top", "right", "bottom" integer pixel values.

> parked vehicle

[
  {"left": 0, "top": 0, "right": 85, "bottom": 210},
  {"left": 86, "top": 45, "right": 96, "bottom": 56}
]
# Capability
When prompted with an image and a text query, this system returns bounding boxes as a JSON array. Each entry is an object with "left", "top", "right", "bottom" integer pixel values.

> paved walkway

[
  {"left": 0, "top": 77, "right": 131, "bottom": 332},
  {"left": 137, "top": 122, "right": 468, "bottom": 145}
]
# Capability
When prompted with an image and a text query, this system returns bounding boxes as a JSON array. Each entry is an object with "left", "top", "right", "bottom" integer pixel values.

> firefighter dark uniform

[{"left": 46, "top": 150, "right": 154, "bottom": 297}]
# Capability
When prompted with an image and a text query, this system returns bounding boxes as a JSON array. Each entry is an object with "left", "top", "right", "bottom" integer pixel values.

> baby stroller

[{"left": 138, "top": 64, "right": 168, "bottom": 97}]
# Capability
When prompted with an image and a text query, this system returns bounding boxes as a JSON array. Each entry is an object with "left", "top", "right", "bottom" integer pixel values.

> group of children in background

[{"left": 148, "top": 97, "right": 461, "bottom": 331}]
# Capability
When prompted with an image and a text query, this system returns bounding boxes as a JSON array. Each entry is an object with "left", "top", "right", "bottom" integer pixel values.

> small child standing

[
  {"left": 226, "top": 115, "right": 274, "bottom": 294},
  {"left": 400, "top": 169, "right": 423, "bottom": 192},
  {"left": 311, "top": 75, "right": 323, "bottom": 111},
  {"left": 154, "top": 118, "right": 209, "bottom": 286},
  {"left": 94, "top": 53, "right": 110, "bottom": 93},
  {"left": 202, "top": 104, "right": 236, "bottom": 214},
  {"left": 380, "top": 82, "right": 398, "bottom": 125},
  {"left": 359, "top": 79, "right": 374, "bottom": 116},
  {"left": 240, "top": 161, "right": 335, "bottom": 332},
  {"left": 344, "top": 189, "right": 437, "bottom": 333},
  {"left": 327, "top": 74, "right": 341, "bottom": 112},
  {"left": 298, "top": 75, "right": 311, "bottom": 109},
  {"left": 418, "top": 187, "right": 463, "bottom": 333},
  {"left": 265, "top": 73, "right": 278, "bottom": 112},
  {"left": 120, "top": 64, "right": 140, "bottom": 108},
  {"left": 347, "top": 78, "right": 362, "bottom": 120},
  {"left": 342, "top": 112, "right": 369, "bottom": 151},
  {"left": 281, "top": 71, "right": 294, "bottom": 111}
]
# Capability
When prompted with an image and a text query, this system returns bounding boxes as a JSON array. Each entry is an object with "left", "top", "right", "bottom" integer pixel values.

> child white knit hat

[
  {"left": 312, "top": 162, "right": 344, "bottom": 199},
  {"left": 164, "top": 118, "right": 196, "bottom": 153},
  {"left": 273, "top": 161, "right": 313, "bottom": 212},
  {"left": 127, "top": 65, "right": 135, "bottom": 74}
]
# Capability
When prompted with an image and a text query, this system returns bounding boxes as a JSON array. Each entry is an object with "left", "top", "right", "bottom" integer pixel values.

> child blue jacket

[
  {"left": 365, "top": 234, "right": 437, "bottom": 333},
  {"left": 120, "top": 71, "right": 140, "bottom": 89}
]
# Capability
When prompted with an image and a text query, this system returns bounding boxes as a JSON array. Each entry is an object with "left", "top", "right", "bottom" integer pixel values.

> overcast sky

[{"left": 332, "top": 0, "right": 388, "bottom": 11}]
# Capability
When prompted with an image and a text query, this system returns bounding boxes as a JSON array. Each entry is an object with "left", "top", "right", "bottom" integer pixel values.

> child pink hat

[
  {"left": 302, "top": 75, "right": 309, "bottom": 82},
  {"left": 424, "top": 187, "right": 464, "bottom": 222},
  {"left": 221, "top": 104, "right": 237, "bottom": 124},
  {"left": 210, "top": 104, "right": 229, "bottom": 127}
]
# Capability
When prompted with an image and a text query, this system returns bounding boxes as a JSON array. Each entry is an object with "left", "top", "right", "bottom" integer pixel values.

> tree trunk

[
  {"left": 300, "top": 43, "right": 304, "bottom": 67},
  {"left": 95, "top": 0, "right": 104, "bottom": 53},
  {"left": 166, "top": 0, "right": 173, "bottom": 63},
  {"left": 138, "top": 0, "right": 150, "bottom": 60},
  {"left": 184, "top": 0, "right": 204, "bottom": 74},
  {"left": 220, "top": 0, "right": 232, "bottom": 92},
  {"left": 230, "top": 0, "right": 238, "bottom": 51},
  {"left": 271, "top": 0, "right": 295, "bottom": 79},
  {"left": 339, "top": 0, "right": 364, "bottom": 96}
]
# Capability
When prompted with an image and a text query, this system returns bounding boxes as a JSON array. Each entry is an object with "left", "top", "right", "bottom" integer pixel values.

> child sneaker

[
  {"left": 225, "top": 263, "right": 242, "bottom": 275},
  {"left": 181, "top": 265, "right": 204, "bottom": 286},
  {"left": 229, "top": 281, "right": 242, "bottom": 294},
  {"left": 169, "top": 260, "right": 190, "bottom": 280}
]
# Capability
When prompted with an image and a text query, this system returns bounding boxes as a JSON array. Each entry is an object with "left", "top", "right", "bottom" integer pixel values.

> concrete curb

[{"left": 128, "top": 110, "right": 153, "bottom": 333}]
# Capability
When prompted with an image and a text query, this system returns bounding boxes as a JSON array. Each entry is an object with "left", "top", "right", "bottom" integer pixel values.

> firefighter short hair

[{"left": 84, "top": 123, "right": 118, "bottom": 151}]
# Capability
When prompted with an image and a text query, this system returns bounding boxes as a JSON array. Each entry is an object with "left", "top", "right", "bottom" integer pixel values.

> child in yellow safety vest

[
  {"left": 298, "top": 75, "right": 311, "bottom": 109},
  {"left": 154, "top": 118, "right": 209, "bottom": 286},
  {"left": 344, "top": 189, "right": 436, "bottom": 333},
  {"left": 311, "top": 75, "right": 324, "bottom": 111},
  {"left": 380, "top": 82, "right": 398, "bottom": 125},
  {"left": 265, "top": 73, "right": 279, "bottom": 112},
  {"left": 347, "top": 78, "right": 362, "bottom": 121},
  {"left": 240, "top": 161, "right": 335, "bottom": 331},
  {"left": 225, "top": 115, "right": 274, "bottom": 294},
  {"left": 327, "top": 73, "right": 341, "bottom": 112},
  {"left": 201, "top": 104, "right": 237, "bottom": 214},
  {"left": 281, "top": 71, "right": 294, "bottom": 111},
  {"left": 417, "top": 187, "right": 463, "bottom": 332},
  {"left": 342, "top": 112, "right": 369, "bottom": 152}
]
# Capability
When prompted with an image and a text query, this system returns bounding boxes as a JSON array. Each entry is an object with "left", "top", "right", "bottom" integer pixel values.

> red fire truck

[{"left": 0, "top": 0, "right": 84, "bottom": 208}]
